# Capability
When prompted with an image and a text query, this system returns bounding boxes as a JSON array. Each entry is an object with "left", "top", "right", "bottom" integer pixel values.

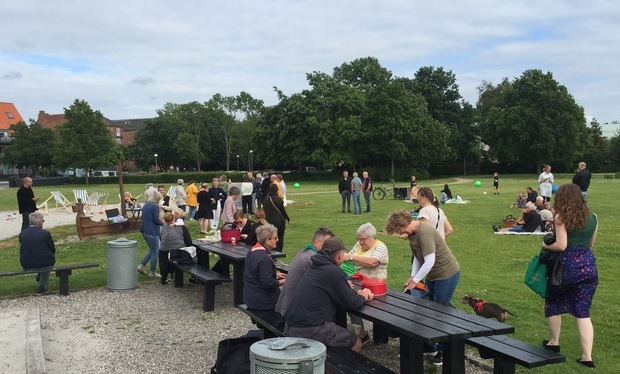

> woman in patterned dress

[{"left": 541, "top": 183, "right": 598, "bottom": 368}]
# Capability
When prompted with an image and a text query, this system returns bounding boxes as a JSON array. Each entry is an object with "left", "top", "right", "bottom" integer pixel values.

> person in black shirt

[
  {"left": 572, "top": 162, "right": 592, "bottom": 202},
  {"left": 338, "top": 170, "right": 352, "bottom": 213},
  {"left": 17, "top": 177, "right": 39, "bottom": 232}
]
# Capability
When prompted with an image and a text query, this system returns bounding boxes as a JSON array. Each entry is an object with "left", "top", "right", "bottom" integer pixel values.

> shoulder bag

[{"left": 524, "top": 249, "right": 548, "bottom": 298}]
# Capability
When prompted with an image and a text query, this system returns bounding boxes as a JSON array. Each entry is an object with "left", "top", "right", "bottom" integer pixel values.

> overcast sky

[{"left": 2, "top": 1, "right": 619, "bottom": 135}]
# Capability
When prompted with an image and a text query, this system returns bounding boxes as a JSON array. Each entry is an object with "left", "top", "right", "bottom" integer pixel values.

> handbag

[
  {"left": 211, "top": 336, "right": 260, "bottom": 374},
  {"left": 524, "top": 251, "right": 548, "bottom": 298}
]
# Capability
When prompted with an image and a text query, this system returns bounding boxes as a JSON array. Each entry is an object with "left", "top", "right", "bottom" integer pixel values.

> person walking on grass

[
  {"left": 138, "top": 191, "right": 163, "bottom": 277},
  {"left": 493, "top": 172, "right": 500, "bottom": 195}
]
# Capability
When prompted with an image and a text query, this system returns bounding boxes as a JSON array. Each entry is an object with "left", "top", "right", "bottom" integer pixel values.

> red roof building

[{"left": 0, "top": 102, "right": 25, "bottom": 136}]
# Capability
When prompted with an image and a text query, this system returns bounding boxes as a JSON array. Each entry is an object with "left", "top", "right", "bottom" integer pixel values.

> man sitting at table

[
  {"left": 275, "top": 226, "right": 335, "bottom": 316},
  {"left": 283, "top": 237, "right": 374, "bottom": 352},
  {"left": 243, "top": 224, "right": 287, "bottom": 330}
]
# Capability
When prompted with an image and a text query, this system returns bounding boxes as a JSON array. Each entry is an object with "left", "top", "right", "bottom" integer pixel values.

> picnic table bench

[
  {"left": 0, "top": 263, "right": 100, "bottom": 295},
  {"left": 466, "top": 335, "right": 565, "bottom": 374},
  {"left": 173, "top": 262, "right": 231, "bottom": 312},
  {"left": 238, "top": 304, "right": 395, "bottom": 374}
]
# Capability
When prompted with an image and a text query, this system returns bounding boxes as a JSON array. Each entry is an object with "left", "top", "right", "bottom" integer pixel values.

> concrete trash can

[
  {"left": 250, "top": 337, "right": 326, "bottom": 374},
  {"left": 107, "top": 237, "right": 138, "bottom": 291}
]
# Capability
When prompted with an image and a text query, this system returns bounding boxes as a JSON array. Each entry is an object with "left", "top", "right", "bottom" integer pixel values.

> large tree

[
  {"left": 1, "top": 120, "right": 55, "bottom": 175},
  {"left": 54, "top": 99, "right": 119, "bottom": 184},
  {"left": 478, "top": 70, "right": 588, "bottom": 171}
]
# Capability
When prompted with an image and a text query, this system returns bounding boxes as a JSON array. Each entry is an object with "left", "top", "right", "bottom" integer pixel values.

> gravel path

[{"left": 0, "top": 280, "right": 492, "bottom": 373}]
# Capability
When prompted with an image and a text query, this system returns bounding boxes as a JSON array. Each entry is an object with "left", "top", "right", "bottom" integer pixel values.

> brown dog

[{"left": 460, "top": 295, "right": 515, "bottom": 322}]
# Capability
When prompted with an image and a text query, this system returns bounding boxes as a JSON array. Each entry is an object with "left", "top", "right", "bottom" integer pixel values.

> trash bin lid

[
  {"left": 107, "top": 237, "right": 137, "bottom": 247},
  {"left": 250, "top": 338, "right": 325, "bottom": 364}
]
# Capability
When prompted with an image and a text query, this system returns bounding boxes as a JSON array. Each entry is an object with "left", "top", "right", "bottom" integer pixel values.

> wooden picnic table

[
  {"left": 344, "top": 286, "right": 515, "bottom": 374},
  {"left": 192, "top": 240, "right": 286, "bottom": 306}
]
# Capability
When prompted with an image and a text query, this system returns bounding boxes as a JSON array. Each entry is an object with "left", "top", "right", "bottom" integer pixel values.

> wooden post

[{"left": 117, "top": 160, "right": 126, "bottom": 217}]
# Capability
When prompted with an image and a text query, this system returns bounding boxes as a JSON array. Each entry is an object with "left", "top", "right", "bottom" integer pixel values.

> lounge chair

[
  {"left": 50, "top": 191, "right": 73, "bottom": 213},
  {"left": 88, "top": 192, "right": 109, "bottom": 213}
]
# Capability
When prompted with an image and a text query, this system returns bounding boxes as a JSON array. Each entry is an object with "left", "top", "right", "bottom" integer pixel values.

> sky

[{"left": 2, "top": 1, "right": 620, "bottom": 136}]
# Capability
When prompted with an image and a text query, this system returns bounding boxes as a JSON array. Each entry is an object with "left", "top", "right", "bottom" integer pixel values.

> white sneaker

[
  {"left": 149, "top": 272, "right": 161, "bottom": 278},
  {"left": 137, "top": 265, "right": 148, "bottom": 276}
]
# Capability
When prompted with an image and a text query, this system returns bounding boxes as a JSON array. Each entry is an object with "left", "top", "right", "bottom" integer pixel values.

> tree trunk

[{"left": 390, "top": 157, "right": 395, "bottom": 180}]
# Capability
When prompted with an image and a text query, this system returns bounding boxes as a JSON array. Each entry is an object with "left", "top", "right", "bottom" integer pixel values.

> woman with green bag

[{"left": 541, "top": 184, "right": 598, "bottom": 369}]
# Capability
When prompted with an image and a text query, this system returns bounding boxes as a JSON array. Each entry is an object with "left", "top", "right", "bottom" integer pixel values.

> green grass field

[{"left": 1, "top": 176, "right": 618, "bottom": 373}]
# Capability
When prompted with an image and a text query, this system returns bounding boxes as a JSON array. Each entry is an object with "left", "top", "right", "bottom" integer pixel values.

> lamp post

[
  {"left": 249, "top": 150, "right": 253, "bottom": 172},
  {"left": 154, "top": 153, "right": 158, "bottom": 173},
  {"left": 236, "top": 154, "right": 240, "bottom": 171}
]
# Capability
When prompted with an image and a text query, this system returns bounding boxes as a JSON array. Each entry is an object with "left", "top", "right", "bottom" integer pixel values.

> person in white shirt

[{"left": 538, "top": 165, "right": 554, "bottom": 202}]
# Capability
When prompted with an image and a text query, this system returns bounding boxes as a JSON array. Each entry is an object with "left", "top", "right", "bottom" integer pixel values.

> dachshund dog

[{"left": 460, "top": 295, "right": 515, "bottom": 322}]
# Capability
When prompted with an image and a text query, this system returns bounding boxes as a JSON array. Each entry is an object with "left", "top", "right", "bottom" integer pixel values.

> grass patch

[{"left": 1, "top": 176, "right": 618, "bottom": 373}]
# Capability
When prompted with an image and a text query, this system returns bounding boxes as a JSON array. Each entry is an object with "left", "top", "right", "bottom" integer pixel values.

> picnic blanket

[
  {"left": 444, "top": 197, "right": 470, "bottom": 204},
  {"left": 494, "top": 230, "right": 545, "bottom": 235}
]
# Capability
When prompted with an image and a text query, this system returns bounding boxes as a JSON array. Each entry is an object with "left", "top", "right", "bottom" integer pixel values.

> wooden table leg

[
  {"left": 232, "top": 262, "right": 245, "bottom": 306},
  {"left": 400, "top": 337, "right": 425, "bottom": 373},
  {"left": 443, "top": 339, "right": 466, "bottom": 374}
]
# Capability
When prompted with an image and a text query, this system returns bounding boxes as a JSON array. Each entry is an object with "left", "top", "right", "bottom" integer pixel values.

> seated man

[
  {"left": 124, "top": 192, "right": 137, "bottom": 208},
  {"left": 19, "top": 212, "right": 56, "bottom": 295},
  {"left": 275, "top": 226, "right": 334, "bottom": 316},
  {"left": 495, "top": 202, "right": 542, "bottom": 233},
  {"left": 283, "top": 237, "right": 374, "bottom": 352},
  {"left": 243, "top": 224, "right": 287, "bottom": 330},
  {"left": 535, "top": 195, "right": 545, "bottom": 211}
]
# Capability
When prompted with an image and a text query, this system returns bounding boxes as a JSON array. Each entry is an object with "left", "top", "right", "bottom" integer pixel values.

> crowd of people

[{"left": 15, "top": 161, "right": 598, "bottom": 368}]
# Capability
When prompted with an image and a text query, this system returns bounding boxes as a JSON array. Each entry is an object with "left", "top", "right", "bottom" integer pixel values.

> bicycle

[{"left": 372, "top": 179, "right": 407, "bottom": 200}]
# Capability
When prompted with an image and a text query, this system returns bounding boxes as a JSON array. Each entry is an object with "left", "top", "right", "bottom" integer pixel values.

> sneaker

[
  {"left": 137, "top": 265, "right": 148, "bottom": 276},
  {"left": 149, "top": 272, "right": 161, "bottom": 278},
  {"left": 430, "top": 352, "right": 443, "bottom": 366},
  {"left": 35, "top": 292, "right": 45, "bottom": 296},
  {"left": 423, "top": 345, "right": 438, "bottom": 357},
  {"left": 492, "top": 224, "right": 500, "bottom": 232}
]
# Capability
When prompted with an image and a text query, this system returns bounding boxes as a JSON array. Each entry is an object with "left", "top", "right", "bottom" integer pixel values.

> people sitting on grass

[
  {"left": 526, "top": 186, "right": 538, "bottom": 204},
  {"left": 440, "top": 184, "right": 453, "bottom": 200},
  {"left": 535, "top": 195, "right": 546, "bottom": 211},
  {"left": 493, "top": 202, "right": 542, "bottom": 233},
  {"left": 510, "top": 191, "right": 527, "bottom": 209}
]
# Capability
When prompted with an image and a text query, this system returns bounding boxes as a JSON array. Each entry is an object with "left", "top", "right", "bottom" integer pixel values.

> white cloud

[{"left": 1, "top": 0, "right": 619, "bottom": 124}]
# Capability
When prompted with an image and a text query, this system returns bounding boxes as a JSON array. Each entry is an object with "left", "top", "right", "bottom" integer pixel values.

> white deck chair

[
  {"left": 50, "top": 191, "right": 73, "bottom": 213},
  {"left": 73, "top": 189, "right": 90, "bottom": 205},
  {"left": 37, "top": 195, "right": 53, "bottom": 214},
  {"left": 166, "top": 185, "right": 176, "bottom": 201},
  {"left": 88, "top": 192, "right": 109, "bottom": 213}
]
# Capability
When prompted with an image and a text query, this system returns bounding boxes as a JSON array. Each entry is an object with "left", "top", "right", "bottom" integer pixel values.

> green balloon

[
  {"left": 294, "top": 183, "right": 300, "bottom": 188},
  {"left": 474, "top": 180, "right": 482, "bottom": 187}
]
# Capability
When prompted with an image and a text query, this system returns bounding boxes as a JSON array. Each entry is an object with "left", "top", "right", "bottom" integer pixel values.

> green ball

[
  {"left": 474, "top": 180, "right": 482, "bottom": 187},
  {"left": 294, "top": 183, "right": 300, "bottom": 188}
]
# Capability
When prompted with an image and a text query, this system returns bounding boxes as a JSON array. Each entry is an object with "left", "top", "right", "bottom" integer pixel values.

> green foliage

[
  {"left": 54, "top": 99, "right": 119, "bottom": 183},
  {"left": 1, "top": 120, "right": 55, "bottom": 173}
]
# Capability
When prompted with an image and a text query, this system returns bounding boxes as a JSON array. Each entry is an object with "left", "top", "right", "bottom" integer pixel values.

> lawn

[{"left": 1, "top": 175, "right": 618, "bottom": 373}]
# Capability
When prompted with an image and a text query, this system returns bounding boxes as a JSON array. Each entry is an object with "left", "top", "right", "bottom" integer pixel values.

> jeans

[
  {"left": 426, "top": 271, "right": 460, "bottom": 305},
  {"left": 364, "top": 192, "right": 371, "bottom": 212},
  {"left": 581, "top": 191, "right": 588, "bottom": 202},
  {"left": 37, "top": 271, "right": 50, "bottom": 293},
  {"left": 509, "top": 225, "right": 527, "bottom": 233},
  {"left": 341, "top": 190, "right": 351, "bottom": 212},
  {"left": 352, "top": 190, "right": 361, "bottom": 214},
  {"left": 141, "top": 233, "right": 160, "bottom": 273},
  {"left": 188, "top": 206, "right": 197, "bottom": 220},
  {"left": 21, "top": 212, "right": 33, "bottom": 232}
]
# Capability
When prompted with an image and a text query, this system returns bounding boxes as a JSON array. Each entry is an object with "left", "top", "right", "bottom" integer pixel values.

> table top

[
  {"left": 349, "top": 287, "right": 514, "bottom": 345},
  {"left": 193, "top": 240, "right": 286, "bottom": 261}
]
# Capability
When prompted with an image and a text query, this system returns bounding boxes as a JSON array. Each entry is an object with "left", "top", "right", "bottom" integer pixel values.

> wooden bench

[
  {"left": 467, "top": 335, "right": 565, "bottom": 374},
  {"left": 173, "top": 263, "right": 231, "bottom": 312},
  {"left": 238, "top": 304, "right": 395, "bottom": 374},
  {"left": 0, "top": 263, "right": 100, "bottom": 295}
]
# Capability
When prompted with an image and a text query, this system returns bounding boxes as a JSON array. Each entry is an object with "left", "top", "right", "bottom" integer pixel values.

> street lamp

[
  {"left": 236, "top": 154, "right": 240, "bottom": 171},
  {"left": 154, "top": 153, "right": 158, "bottom": 173},
  {"left": 249, "top": 149, "right": 253, "bottom": 172}
]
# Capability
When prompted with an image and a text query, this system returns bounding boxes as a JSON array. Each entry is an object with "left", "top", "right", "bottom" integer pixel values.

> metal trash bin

[
  {"left": 250, "top": 337, "right": 326, "bottom": 374},
  {"left": 107, "top": 237, "right": 138, "bottom": 291}
]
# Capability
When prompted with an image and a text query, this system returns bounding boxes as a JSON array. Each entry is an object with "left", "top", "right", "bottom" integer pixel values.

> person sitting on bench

[{"left": 19, "top": 212, "right": 56, "bottom": 296}]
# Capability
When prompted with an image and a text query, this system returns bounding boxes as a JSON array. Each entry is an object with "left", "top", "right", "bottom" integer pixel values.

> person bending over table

[
  {"left": 284, "top": 237, "right": 374, "bottom": 353},
  {"left": 275, "top": 226, "right": 335, "bottom": 316},
  {"left": 385, "top": 210, "right": 461, "bottom": 365},
  {"left": 245, "top": 209, "right": 268, "bottom": 246},
  {"left": 232, "top": 211, "right": 254, "bottom": 244},
  {"left": 243, "top": 224, "right": 287, "bottom": 331}
]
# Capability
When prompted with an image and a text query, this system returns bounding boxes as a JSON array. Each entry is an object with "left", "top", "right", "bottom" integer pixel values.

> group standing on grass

[{"left": 338, "top": 170, "right": 372, "bottom": 214}]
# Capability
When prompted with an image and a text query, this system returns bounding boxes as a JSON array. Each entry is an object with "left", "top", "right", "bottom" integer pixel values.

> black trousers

[
  {"left": 158, "top": 251, "right": 173, "bottom": 283},
  {"left": 242, "top": 195, "right": 253, "bottom": 214}
]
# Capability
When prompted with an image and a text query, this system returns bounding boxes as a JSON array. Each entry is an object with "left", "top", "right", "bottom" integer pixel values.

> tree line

[{"left": 3, "top": 57, "right": 619, "bottom": 180}]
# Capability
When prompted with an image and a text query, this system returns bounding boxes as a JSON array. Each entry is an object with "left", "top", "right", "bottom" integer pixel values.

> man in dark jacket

[
  {"left": 17, "top": 177, "right": 40, "bottom": 232},
  {"left": 260, "top": 171, "right": 271, "bottom": 204},
  {"left": 338, "top": 170, "right": 352, "bottom": 213},
  {"left": 19, "top": 212, "right": 56, "bottom": 295},
  {"left": 283, "top": 237, "right": 373, "bottom": 352},
  {"left": 572, "top": 162, "right": 592, "bottom": 201}
]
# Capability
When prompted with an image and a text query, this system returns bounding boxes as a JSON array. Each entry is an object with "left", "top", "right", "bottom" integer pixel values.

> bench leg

[
  {"left": 443, "top": 339, "right": 466, "bottom": 374},
  {"left": 232, "top": 262, "right": 245, "bottom": 306},
  {"left": 202, "top": 283, "right": 217, "bottom": 312},
  {"left": 55, "top": 270, "right": 71, "bottom": 296},
  {"left": 493, "top": 358, "right": 516, "bottom": 374},
  {"left": 173, "top": 267, "right": 184, "bottom": 288},
  {"left": 372, "top": 322, "right": 389, "bottom": 344},
  {"left": 400, "top": 337, "right": 424, "bottom": 374}
]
